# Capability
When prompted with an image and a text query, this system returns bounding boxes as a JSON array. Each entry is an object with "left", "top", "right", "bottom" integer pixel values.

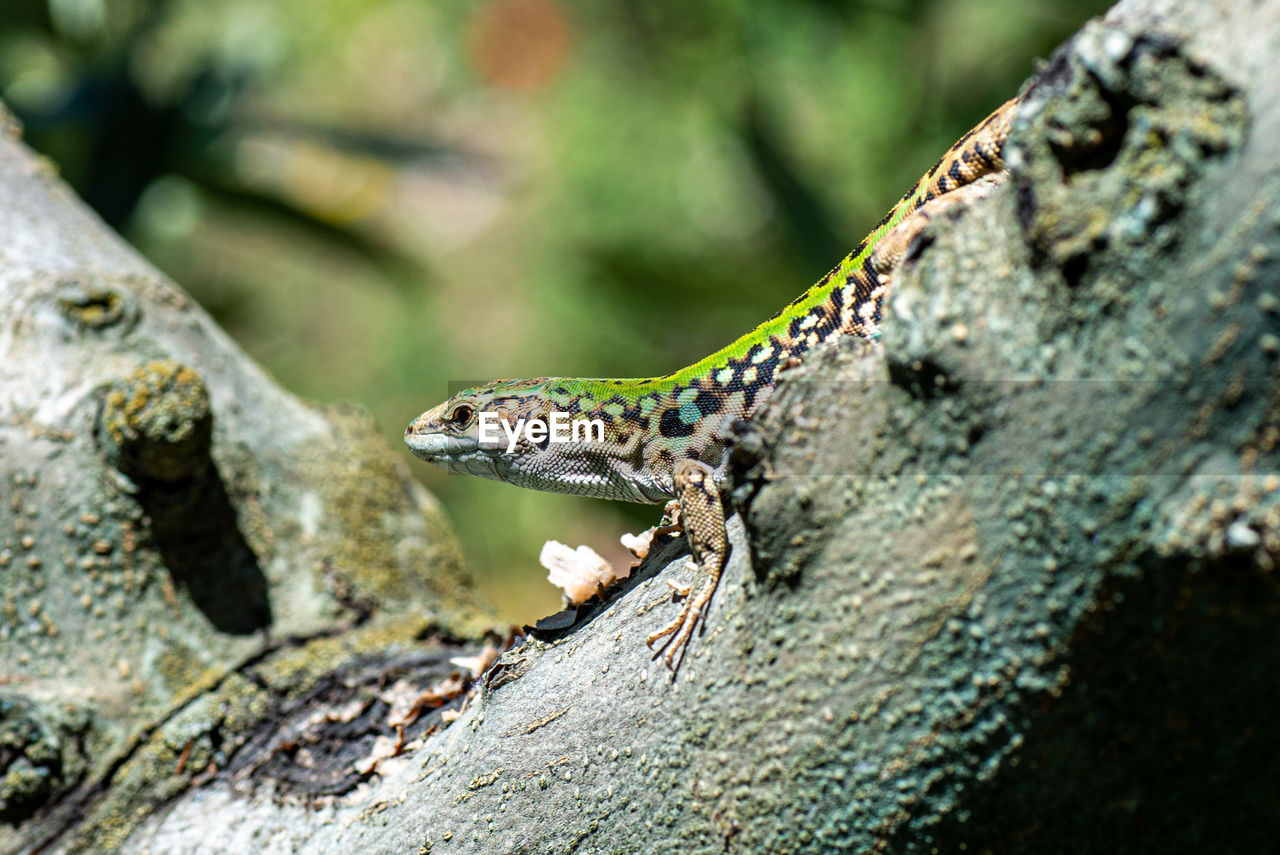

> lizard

[{"left": 405, "top": 97, "right": 1017, "bottom": 669}]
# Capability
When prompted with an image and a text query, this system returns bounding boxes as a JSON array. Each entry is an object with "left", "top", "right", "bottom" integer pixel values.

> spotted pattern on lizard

[{"left": 406, "top": 97, "right": 1017, "bottom": 668}]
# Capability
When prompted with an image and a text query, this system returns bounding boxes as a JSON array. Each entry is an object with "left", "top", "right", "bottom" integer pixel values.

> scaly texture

[{"left": 406, "top": 97, "right": 1017, "bottom": 665}]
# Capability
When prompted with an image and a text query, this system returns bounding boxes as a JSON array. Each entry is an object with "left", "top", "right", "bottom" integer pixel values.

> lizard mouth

[
  {"left": 404, "top": 429, "right": 513, "bottom": 481},
  {"left": 404, "top": 431, "right": 478, "bottom": 459}
]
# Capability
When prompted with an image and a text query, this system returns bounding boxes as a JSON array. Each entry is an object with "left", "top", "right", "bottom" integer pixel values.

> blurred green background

[{"left": 0, "top": 0, "right": 1111, "bottom": 622}]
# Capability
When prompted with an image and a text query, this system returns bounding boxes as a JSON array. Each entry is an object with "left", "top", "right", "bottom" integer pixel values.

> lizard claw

[
  {"left": 646, "top": 572, "right": 717, "bottom": 671},
  {"left": 665, "top": 578, "right": 692, "bottom": 598}
]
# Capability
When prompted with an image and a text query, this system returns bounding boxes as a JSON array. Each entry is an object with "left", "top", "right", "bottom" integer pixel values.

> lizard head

[
  {"left": 405, "top": 377, "right": 671, "bottom": 502},
  {"left": 404, "top": 377, "right": 553, "bottom": 482}
]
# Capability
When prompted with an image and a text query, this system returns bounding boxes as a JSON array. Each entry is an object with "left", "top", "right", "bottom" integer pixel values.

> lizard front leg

[{"left": 646, "top": 458, "right": 728, "bottom": 670}]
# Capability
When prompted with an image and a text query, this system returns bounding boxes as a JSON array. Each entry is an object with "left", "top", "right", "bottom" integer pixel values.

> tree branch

[{"left": 3, "top": 0, "right": 1278, "bottom": 851}]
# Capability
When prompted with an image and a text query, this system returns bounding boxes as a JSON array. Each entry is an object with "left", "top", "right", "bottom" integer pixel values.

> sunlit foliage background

[{"left": 0, "top": 0, "right": 1111, "bottom": 621}]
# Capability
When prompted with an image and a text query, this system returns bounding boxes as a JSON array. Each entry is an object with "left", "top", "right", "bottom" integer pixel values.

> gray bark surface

[{"left": 3, "top": 0, "right": 1279, "bottom": 852}]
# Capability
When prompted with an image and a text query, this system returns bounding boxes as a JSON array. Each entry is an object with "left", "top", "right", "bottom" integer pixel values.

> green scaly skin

[{"left": 406, "top": 98, "right": 1018, "bottom": 668}]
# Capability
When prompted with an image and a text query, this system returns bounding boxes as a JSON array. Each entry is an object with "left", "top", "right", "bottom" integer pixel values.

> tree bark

[{"left": 3, "top": 0, "right": 1279, "bottom": 852}]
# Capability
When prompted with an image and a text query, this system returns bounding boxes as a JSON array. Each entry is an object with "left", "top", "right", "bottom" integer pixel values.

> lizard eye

[{"left": 447, "top": 404, "right": 475, "bottom": 427}]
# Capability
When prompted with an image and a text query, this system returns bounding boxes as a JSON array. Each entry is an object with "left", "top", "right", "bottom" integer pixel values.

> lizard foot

[
  {"left": 647, "top": 571, "right": 717, "bottom": 670},
  {"left": 645, "top": 459, "right": 726, "bottom": 671}
]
